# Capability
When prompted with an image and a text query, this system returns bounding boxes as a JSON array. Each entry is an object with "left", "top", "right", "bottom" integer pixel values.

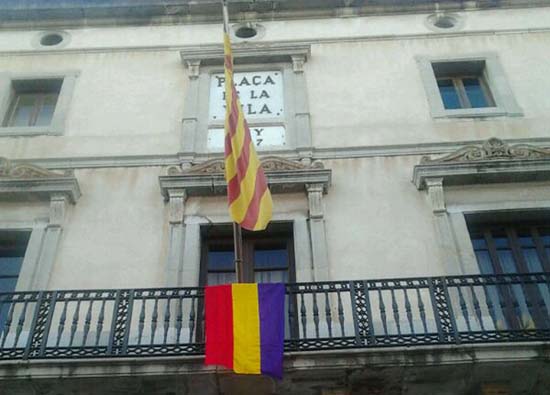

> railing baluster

[
  {"left": 457, "top": 286, "right": 471, "bottom": 332},
  {"left": 69, "top": 299, "right": 81, "bottom": 347},
  {"left": 188, "top": 296, "right": 195, "bottom": 343},
  {"left": 485, "top": 284, "right": 498, "bottom": 330},
  {"left": 416, "top": 288, "right": 428, "bottom": 333},
  {"left": 390, "top": 289, "right": 400, "bottom": 335},
  {"left": 337, "top": 291, "right": 345, "bottom": 337},
  {"left": 1, "top": 300, "right": 14, "bottom": 348},
  {"left": 14, "top": 300, "right": 29, "bottom": 348},
  {"left": 163, "top": 296, "right": 171, "bottom": 345},
  {"left": 83, "top": 300, "right": 93, "bottom": 347},
  {"left": 95, "top": 299, "right": 106, "bottom": 347},
  {"left": 312, "top": 292, "right": 320, "bottom": 338},
  {"left": 469, "top": 284, "right": 485, "bottom": 331},
  {"left": 56, "top": 300, "right": 68, "bottom": 347},
  {"left": 402, "top": 289, "right": 412, "bottom": 334},
  {"left": 150, "top": 296, "right": 159, "bottom": 345},
  {"left": 324, "top": 291, "right": 332, "bottom": 338},
  {"left": 176, "top": 295, "right": 183, "bottom": 344},
  {"left": 288, "top": 287, "right": 296, "bottom": 339},
  {"left": 378, "top": 289, "right": 388, "bottom": 336},
  {"left": 138, "top": 299, "right": 146, "bottom": 345},
  {"left": 300, "top": 293, "right": 307, "bottom": 339}
]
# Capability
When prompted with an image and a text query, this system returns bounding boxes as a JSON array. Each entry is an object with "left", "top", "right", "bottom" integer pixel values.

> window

[
  {"left": 416, "top": 54, "right": 522, "bottom": 118},
  {"left": 435, "top": 73, "right": 494, "bottom": 110},
  {"left": 0, "top": 71, "right": 78, "bottom": 136},
  {"left": 199, "top": 222, "right": 295, "bottom": 286},
  {"left": 3, "top": 79, "right": 62, "bottom": 127},
  {"left": 467, "top": 219, "right": 550, "bottom": 330},
  {"left": 0, "top": 231, "right": 30, "bottom": 329}
]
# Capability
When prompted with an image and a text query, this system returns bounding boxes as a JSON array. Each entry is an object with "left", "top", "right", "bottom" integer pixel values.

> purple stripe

[{"left": 258, "top": 283, "right": 285, "bottom": 379}]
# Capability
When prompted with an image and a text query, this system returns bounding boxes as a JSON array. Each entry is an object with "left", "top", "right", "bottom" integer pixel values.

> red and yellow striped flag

[{"left": 223, "top": 30, "right": 273, "bottom": 231}]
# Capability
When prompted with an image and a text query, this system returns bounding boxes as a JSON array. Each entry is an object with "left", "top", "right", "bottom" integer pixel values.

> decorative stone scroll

[
  {"left": 167, "top": 156, "right": 324, "bottom": 176},
  {"left": 0, "top": 157, "right": 72, "bottom": 179},
  {"left": 159, "top": 156, "right": 331, "bottom": 200},
  {"left": 0, "top": 157, "right": 80, "bottom": 203},
  {"left": 413, "top": 138, "right": 550, "bottom": 190},
  {"left": 420, "top": 138, "right": 550, "bottom": 164}
]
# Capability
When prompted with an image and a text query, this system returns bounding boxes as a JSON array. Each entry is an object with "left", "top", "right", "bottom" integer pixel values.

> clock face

[
  {"left": 207, "top": 126, "right": 286, "bottom": 151},
  {"left": 207, "top": 70, "right": 286, "bottom": 151}
]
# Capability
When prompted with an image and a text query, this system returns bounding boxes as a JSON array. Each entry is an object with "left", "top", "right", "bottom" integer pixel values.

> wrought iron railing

[{"left": 1, "top": 273, "right": 549, "bottom": 360}]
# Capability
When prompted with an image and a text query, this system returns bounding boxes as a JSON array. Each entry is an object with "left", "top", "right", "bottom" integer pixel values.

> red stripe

[
  {"left": 227, "top": 130, "right": 252, "bottom": 204},
  {"left": 204, "top": 285, "right": 234, "bottom": 369},
  {"left": 225, "top": 55, "right": 233, "bottom": 70},
  {"left": 224, "top": 88, "right": 242, "bottom": 158},
  {"left": 240, "top": 168, "right": 269, "bottom": 230}
]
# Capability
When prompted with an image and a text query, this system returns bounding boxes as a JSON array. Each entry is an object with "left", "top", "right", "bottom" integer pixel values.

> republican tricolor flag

[
  {"left": 204, "top": 283, "right": 285, "bottom": 379},
  {"left": 222, "top": 14, "right": 273, "bottom": 231}
]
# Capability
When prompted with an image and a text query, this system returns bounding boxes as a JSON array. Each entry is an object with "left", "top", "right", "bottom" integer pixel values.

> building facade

[{"left": 0, "top": 0, "right": 549, "bottom": 394}]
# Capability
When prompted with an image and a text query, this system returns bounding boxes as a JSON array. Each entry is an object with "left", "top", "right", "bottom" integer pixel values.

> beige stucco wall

[{"left": 0, "top": 5, "right": 549, "bottom": 290}]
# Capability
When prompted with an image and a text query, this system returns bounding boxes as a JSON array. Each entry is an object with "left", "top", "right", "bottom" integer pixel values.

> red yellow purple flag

[{"left": 222, "top": 6, "right": 273, "bottom": 231}]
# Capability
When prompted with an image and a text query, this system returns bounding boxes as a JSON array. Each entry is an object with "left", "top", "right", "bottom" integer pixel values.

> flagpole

[{"left": 221, "top": 0, "right": 246, "bottom": 283}]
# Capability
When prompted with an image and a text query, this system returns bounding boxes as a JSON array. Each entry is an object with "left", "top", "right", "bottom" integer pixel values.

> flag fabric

[
  {"left": 204, "top": 283, "right": 285, "bottom": 379},
  {"left": 223, "top": 28, "right": 273, "bottom": 231}
]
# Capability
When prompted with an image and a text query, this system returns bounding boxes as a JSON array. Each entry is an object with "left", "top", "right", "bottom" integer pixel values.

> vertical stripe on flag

[
  {"left": 204, "top": 283, "right": 285, "bottom": 378},
  {"left": 259, "top": 283, "right": 285, "bottom": 379},
  {"left": 204, "top": 284, "right": 234, "bottom": 369}
]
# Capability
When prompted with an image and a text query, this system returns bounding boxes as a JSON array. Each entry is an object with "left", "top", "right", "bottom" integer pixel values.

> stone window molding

[
  {"left": 416, "top": 53, "right": 523, "bottom": 119},
  {"left": 0, "top": 157, "right": 81, "bottom": 291},
  {"left": 159, "top": 156, "right": 331, "bottom": 287},
  {"left": 413, "top": 137, "right": 550, "bottom": 275},
  {"left": 179, "top": 43, "right": 312, "bottom": 162},
  {"left": 0, "top": 70, "right": 79, "bottom": 137}
]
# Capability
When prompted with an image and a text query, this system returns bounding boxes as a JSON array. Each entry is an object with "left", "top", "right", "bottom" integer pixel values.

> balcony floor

[{"left": 1, "top": 342, "right": 549, "bottom": 395}]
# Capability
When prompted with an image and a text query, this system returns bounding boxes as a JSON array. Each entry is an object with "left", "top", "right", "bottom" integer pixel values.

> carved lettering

[
  {"left": 252, "top": 75, "right": 262, "bottom": 85},
  {"left": 238, "top": 76, "right": 251, "bottom": 86},
  {"left": 216, "top": 76, "right": 225, "bottom": 88},
  {"left": 259, "top": 90, "right": 270, "bottom": 99},
  {"left": 259, "top": 104, "right": 271, "bottom": 114},
  {"left": 264, "top": 76, "right": 275, "bottom": 85},
  {"left": 247, "top": 104, "right": 257, "bottom": 115}
]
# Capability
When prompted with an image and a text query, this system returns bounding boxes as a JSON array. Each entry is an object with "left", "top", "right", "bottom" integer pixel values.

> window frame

[
  {"left": 179, "top": 44, "right": 312, "bottom": 162},
  {"left": 199, "top": 223, "right": 296, "bottom": 286},
  {"left": 416, "top": 53, "right": 523, "bottom": 119},
  {"left": 0, "top": 71, "right": 79, "bottom": 137}
]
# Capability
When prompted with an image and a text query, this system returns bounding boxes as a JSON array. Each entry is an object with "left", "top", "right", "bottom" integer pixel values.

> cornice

[
  {"left": 0, "top": 157, "right": 81, "bottom": 203},
  {"left": 159, "top": 156, "right": 331, "bottom": 200},
  {"left": 413, "top": 138, "right": 550, "bottom": 190},
  {"left": 180, "top": 43, "right": 311, "bottom": 66},
  {"left": 10, "top": 137, "right": 550, "bottom": 171}
]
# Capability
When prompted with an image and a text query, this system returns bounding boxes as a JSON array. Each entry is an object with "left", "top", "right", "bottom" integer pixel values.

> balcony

[{"left": 1, "top": 273, "right": 549, "bottom": 361}]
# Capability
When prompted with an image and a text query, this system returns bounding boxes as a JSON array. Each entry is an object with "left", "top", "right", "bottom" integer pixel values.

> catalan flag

[
  {"left": 222, "top": 12, "right": 273, "bottom": 231},
  {"left": 204, "top": 283, "right": 285, "bottom": 379}
]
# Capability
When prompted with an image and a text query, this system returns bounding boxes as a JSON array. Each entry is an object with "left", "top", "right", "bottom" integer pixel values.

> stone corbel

[
  {"left": 49, "top": 194, "right": 69, "bottom": 227},
  {"left": 167, "top": 189, "right": 188, "bottom": 225},
  {"left": 425, "top": 177, "right": 446, "bottom": 214},
  {"left": 291, "top": 54, "right": 306, "bottom": 73},
  {"left": 306, "top": 183, "right": 325, "bottom": 220},
  {"left": 184, "top": 59, "right": 201, "bottom": 80}
]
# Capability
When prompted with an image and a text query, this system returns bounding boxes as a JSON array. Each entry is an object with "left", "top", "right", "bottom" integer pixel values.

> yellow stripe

[
  {"left": 229, "top": 140, "right": 261, "bottom": 222},
  {"left": 253, "top": 189, "right": 273, "bottom": 231},
  {"left": 232, "top": 284, "right": 261, "bottom": 374}
]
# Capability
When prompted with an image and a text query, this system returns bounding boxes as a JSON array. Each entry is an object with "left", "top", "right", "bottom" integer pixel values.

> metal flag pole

[{"left": 221, "top": 0, "right": 246, "bottom": 283}]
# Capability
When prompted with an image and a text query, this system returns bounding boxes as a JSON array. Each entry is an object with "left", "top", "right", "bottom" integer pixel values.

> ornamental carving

[
  {"left": 0, "top": 157, "right": 71, "bottom": 179},
  {"left": 169, "top": 156, "right": 324, "bottom": 175},
  {"left": 420, "top": 138, "right": 550, "bottom": 164}
]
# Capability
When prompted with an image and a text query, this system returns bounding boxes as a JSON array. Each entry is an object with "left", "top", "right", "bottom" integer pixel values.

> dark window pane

[
  {"left": 493, "top": 236, "right": 509, "bottom": 249},
  {"left": 0, "top": 257, "right": 23, "bottom": 277},
  {"left": 471, "top": 237, "right": 487, "bottom": 250},
  {"left": 254, "top": 249, "right": 288, "bottom": 270},
  {"left": 0, "top": 278, "right": 18, "bottom": 294},
  {"left": 437, "top": 79, "right": 461, "bottom": 109},
  {"left": 497, "top": 250, "right": 518, "bottom": 273},
  {"left": 518, "top": 236, "right": 535, "bottom": 247},
  {"left": 475, "top": 251, "right": 493, "bottom": 274},
  {"left": 35, "top": 94, "right": 58, "bottom": 126},
  {"left": 463, "top": 78, "right": 490, "bottom": 108},
  {"left": 208, "top": 272, "right": 236, "bottom": 285},
  {"left": 10, "top": 95, "right": 36, "bottom": 126},
  {"left": 207, "top": 251, "right": 234, "bottom": 272}
]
